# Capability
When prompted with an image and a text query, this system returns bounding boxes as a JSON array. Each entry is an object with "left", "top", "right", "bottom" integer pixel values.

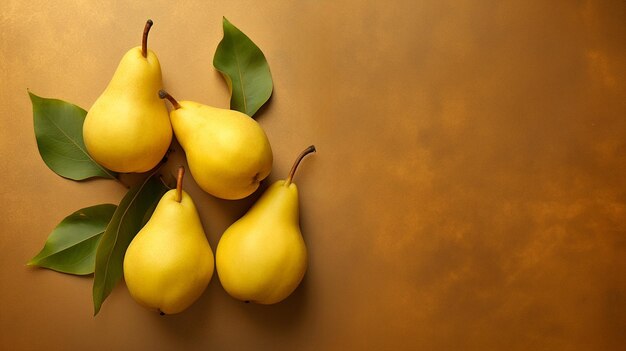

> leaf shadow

[
  {"left": 24, "top": 265, "right": 96, "bottom": 278},
  {"left": 251, "top": 91, "right": 274, "bottom": 121}
]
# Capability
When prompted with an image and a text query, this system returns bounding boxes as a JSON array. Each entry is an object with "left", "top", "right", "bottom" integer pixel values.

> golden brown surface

[{"left": 1, "top": 1, "right": 625, "bottom": 350}]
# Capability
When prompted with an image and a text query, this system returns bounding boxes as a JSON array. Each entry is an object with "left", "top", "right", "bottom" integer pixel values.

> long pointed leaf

[
  {"left": 28, "top": 204, "right": 117, "bottom": 275},
  {"left": 213, "top": 17, "right": 273, "bottom": 117},
  {"left": 92, "top": 173, "right": 168, "bottom": 315}
]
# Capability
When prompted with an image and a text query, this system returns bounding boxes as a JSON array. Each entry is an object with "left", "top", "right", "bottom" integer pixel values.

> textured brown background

[{"left": 1, "top": 1, "right": 625, "bottom": 350}]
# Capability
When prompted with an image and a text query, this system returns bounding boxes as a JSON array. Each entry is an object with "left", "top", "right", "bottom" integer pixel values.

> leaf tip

[
  {"left": 27, "top": 90, "right": 38, "bottom": 102},
  {"left": 222, "top": 16, "right": 235, "bottom": 29},
  {"left": 26, "top": 253, "right": 41, "bottom": 266},
  {"left": 93, "top": 299, "right": 102, "bottom": 316}
]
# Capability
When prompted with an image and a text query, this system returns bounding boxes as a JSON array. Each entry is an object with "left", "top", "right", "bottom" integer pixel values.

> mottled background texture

[{"left": 1, "top": 1, "right": 625, "bottom": 350}]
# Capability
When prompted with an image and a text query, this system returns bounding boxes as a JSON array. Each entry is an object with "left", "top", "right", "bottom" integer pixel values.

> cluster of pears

[
  {"left": 83, "top": 20, "right": 271, "bottom": 199},
  {"left": 83, "top": 20, "right": 315, "bottom": 314}
]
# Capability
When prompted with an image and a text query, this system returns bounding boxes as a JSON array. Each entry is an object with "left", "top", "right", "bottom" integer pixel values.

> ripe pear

[
  {"left": 216, "top": 145, "right": 316, "bottom": 304},
  {"left": 83, "top": 20, "right": 172, "bottom": 173},
  {"left": 123, "top": 167, "right": 214, "bottom": 314},
  {"left": 159, "top": 90, "right": 272, "bottom": 200}
]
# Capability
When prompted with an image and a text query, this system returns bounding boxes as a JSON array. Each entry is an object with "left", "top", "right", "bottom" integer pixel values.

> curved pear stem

[
  {"left": 159, "top": 90, "right": 181, "bottom": 109},
  {"left": 175, "top": 166, "right": 184, "bottom": 203},
  {"left": 285, "top": 145, "right": 316, "bottom": 186},
  {"left": 141, "top": 19, "right": 153, "bottom": 58}
]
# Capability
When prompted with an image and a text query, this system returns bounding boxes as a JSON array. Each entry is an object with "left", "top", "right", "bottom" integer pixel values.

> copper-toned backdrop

[{"left": 1, "top": 1, "right": 625, "bottom": 350}]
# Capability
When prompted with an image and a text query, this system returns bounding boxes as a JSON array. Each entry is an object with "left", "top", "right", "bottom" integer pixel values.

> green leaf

[
  {"left": 92, "top": 172, "right": 168, "bottom": 315},
  {"left": 29, "top": 91, "right": 118, "bottom": 180},
  {"left": 213, "top": 17, "right": 273, "bottom": 117},
  {"left": 28, "top": 204, "right": 117, "bottom": 275}
]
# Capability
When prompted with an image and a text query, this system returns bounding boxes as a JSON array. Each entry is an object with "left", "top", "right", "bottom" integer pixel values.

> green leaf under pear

[
  {"left": 29, "top": 91, "right": 118, "bottom": 180},
  {"left": 92, "top": 172, "right": 168, "bottom": 315}
]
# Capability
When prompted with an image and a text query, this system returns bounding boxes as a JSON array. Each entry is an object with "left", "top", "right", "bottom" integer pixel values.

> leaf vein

[
  {"left": 96, "top": 173, "right": 156, "bottom": 301},
  {"left": 231, "top": 40, "right": 248, "bottom": 114},
  {"left": 41, "top": 108, "right": 116, "bottom": 179},
  {"left": 34, "top": 229, "right": 105, "bottom": 262}
]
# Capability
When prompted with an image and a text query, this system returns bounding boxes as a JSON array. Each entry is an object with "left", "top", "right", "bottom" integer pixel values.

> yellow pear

[
  {"left": 83, "top": 20, "right": 172, "bottom": 173},
  {"left": 123, "top": 167, "right": 214, "bottom": 314},
  {"left": 159, "top": 90, "right": 272, "bottom": 200},
  {"left": 216, "top": 145, "right": 316, "bottom": 304}
]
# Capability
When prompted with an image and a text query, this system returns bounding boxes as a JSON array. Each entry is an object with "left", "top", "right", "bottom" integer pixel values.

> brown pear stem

[
  {"left": 141, "top": 19, "right": 153, "bottom": 58},
  {"left": 285, "top": 145, "right": 316, "bottom": 186},
  {"left": 159, "top": 90, "right": 181, "bottom": 109},
  {"left": 175, "top": 166, "right": 184, "bottom": 203}
]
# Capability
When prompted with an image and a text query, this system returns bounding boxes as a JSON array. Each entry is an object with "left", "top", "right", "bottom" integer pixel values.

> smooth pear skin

[
  {"left": 83, "top": 47, "right": 172, "bottom": 173},
  {"left": 123, "top": 189, "right": 214, "bottom": 314},
  {"left": 216, "top": 180, "right": 307, "bottom": 304},
  {"left": 170, "top": 101, "right": 272, "bottom": 200}
]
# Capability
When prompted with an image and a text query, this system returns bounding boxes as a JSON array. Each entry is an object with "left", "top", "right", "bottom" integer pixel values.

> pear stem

[
  {"left": 175, "top": 166, "right": 184, "bottom": 203},
  {"left": 141, "top": 19, "right": 153, "bottom": 58},
  {"left": 159, "top": 90, "right": 181, "bottom": 109},
  {"left": 285, "top": 145, "right": 316, "bottom": 186}
]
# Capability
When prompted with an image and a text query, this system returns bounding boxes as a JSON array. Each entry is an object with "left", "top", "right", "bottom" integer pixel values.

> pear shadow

[
  {"left": 214, "top": 175, "right": 313, "bottom": 330},
  {"left": 217, "top": 267, "right": 311, "bottom": 332},
  {"left": 149, "top": 269, "right": 309, "bottom": 342},
  {"left": 209, "top": 178, "right": 272, "bottom": 222},
  {"left": 148, "top": 275, "right": 220, "bottom": 340}
]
